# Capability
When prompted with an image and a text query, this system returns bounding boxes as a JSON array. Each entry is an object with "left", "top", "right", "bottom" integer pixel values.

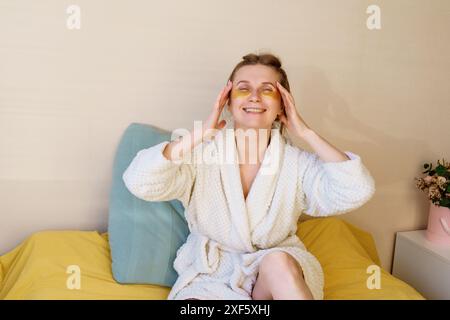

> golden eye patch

[
  {"left": 231, "top": 87, "right": 280, "bottom": 99},
  {"left": 260, "top": 88, "right": 280, "bottom": 99},
  {"left": 231, "top": 88, "right": 251, "bottom": 99}
]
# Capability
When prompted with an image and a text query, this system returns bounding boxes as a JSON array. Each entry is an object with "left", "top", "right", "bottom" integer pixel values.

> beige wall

[{"left": 1, "top": 0, "right": 449, "bottom": 272}]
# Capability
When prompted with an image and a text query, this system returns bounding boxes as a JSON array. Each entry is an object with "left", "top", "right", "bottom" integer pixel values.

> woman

[{"left": 122, "top": 53, "right": 376, "bottom": 300}]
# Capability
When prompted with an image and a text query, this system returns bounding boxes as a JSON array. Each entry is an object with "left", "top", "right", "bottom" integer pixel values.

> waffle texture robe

[{"left": 122, "top": 119, "right": 376, "bottom": 300}]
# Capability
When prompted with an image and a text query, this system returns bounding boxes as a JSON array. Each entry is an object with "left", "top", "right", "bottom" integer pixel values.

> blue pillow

[{"left": 108, "top": 123, "right": 189, "bottom": 287}]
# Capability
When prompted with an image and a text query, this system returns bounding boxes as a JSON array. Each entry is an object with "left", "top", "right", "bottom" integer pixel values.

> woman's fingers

[
  {"left": 276, "top": 81, "right": 295, "bottom": 110},
  {"left": 208, "top": 81, "right": 233, "bottom": 129},
  {"left": 213, "top": 86, "right": 226, "bottom": 109},
  {"left": 276, "top": 82, "right": 310, "bottom": 134},
  {"left": 213, "top": 81, "right": 232, "bottom": 111},
  {"left": 276, "top": 82, "right": 290, "bottom": 112},
  {"left": 218, "top": 80, "right": 233, "bottom": 108},
  {"left": 279, "top": 81, "right": 295, "bottom": 105}
]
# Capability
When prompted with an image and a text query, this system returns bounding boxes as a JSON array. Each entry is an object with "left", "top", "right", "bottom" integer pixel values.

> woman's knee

[{"left": 259, "top": 251, "right": 304, "bottom": 280}]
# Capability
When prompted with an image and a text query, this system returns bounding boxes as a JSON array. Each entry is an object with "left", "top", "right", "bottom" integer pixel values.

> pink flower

[
  {"left": 437, "top": 176, "right": 447, "bottom": 190},
  {"left": 428, "top": 186, "right": 442, "bottom": 200},
  {"left": 423, "top": 176, "right": 434, "bottom": 186}
]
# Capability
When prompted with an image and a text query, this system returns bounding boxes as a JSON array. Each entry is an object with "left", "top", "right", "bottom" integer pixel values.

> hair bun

[
  {"left": 242, "top": 53, "right": 258, "bottom": 63},
  {"left": 228, "top": 52, "right": 290, "bottom": 92},
  {"left": 242, "top": 53, "right": 282, "bottom": 69}
]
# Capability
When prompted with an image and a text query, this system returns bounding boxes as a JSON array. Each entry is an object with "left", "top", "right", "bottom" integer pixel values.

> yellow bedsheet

[{"left": 0, "top": 217, "right": 424, "bottom": 299}]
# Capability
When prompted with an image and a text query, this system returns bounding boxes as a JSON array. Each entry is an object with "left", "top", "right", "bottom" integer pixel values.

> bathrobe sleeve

[
  {"left": 122, "top": 140, "right": 196, "bottom": 208},
  {"left": 299, "top": 149, "right": 376, "bottom": 217}
]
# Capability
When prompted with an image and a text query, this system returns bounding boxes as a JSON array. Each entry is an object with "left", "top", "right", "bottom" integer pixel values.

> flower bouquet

[{"left": 415, "top": 158, "right": 450, "bottom": 244}]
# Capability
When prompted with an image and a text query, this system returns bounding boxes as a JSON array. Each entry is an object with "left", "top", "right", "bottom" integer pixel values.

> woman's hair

[{"left": 224, "top": 52, "right": 292, "bottom": 143}]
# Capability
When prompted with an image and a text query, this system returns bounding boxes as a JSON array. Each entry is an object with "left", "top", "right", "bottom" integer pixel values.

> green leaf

[
  {"left": 436, "top": 165, "right": 446, "bottom": 176},
  {"left": 439, "top": 198, "right": 450, "bottom": 208}
]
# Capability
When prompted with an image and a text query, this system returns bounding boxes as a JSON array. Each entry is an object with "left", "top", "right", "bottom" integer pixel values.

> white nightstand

[{"left": 392, "top": 230, "right": 450, "bottom": 299}]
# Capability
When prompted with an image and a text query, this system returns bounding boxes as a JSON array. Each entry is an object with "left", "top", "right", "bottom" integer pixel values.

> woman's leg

[{"left": 251, "top": 251, "right": 314, "bottom": 300}]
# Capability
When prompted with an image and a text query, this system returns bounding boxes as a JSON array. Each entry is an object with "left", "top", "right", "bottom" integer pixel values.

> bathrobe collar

[{"left": 214, "top": 118, "right": 285, "bottom": 251}]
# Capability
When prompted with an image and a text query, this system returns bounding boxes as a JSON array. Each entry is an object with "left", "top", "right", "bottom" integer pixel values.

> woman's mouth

[{"left": 242, "top": 107, "right": 267, "bottom": 114}]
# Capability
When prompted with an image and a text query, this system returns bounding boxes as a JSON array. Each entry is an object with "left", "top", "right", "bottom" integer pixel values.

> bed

[{"left": 0, "top": 217, "right": 424, "bottom": 300}]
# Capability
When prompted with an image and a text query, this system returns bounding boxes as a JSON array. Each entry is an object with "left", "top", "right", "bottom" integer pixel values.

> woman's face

[{"left": 227, "top": 64, "right": 283, "bottom": 132}]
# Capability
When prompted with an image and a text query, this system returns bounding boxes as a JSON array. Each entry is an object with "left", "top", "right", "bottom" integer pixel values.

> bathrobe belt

[{"left": 174, "top": 231, "right": 249, "bottom": 276}]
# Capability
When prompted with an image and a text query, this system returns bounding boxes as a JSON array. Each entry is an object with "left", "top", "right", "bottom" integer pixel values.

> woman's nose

[{"left": 248, "top": 90, "right": 261, "bottom": 102}]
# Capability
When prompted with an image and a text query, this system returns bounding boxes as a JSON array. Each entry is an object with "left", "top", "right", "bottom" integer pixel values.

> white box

[{"left": 392, "top": 230, "right": 450, "bottom": 299}]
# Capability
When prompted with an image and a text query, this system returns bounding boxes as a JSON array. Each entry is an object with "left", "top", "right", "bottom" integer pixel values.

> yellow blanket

[{"left": 0, "top": 217, "right": 424, "bottom": 299}]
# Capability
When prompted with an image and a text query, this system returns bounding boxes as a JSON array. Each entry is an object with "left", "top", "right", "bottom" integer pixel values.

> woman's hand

[
  {"left": 276, "top": 81, "right": 350, "bottom": 162},
  {"left": 276, "top": 81, "right": 311, "bottom": 139},
  {"left": 202, "top": 80, "right": 233, "bottom": 139},
  {"left": 163, "top": 80, "right": 232, "bottom": 161}
]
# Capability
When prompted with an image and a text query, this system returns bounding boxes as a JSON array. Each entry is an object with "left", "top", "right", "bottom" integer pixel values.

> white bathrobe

[{"left": 122, "top": 119, "right": 376, "bottom": 300}]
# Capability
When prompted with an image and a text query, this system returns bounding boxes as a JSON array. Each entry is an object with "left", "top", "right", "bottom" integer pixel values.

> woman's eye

[{"left": 237, "top": 87, "right": 273, "bottom": 93}]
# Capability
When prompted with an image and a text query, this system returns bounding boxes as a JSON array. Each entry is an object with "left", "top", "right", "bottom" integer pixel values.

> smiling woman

[
  {"left": 225, "top": 53, "right": 289, "bottom": 141},
  {"left": 235, "top": 84, "right": 279, "bottom": 114},
  {"left": 123, "top": 52, "right": 376, "bottom": 300}
]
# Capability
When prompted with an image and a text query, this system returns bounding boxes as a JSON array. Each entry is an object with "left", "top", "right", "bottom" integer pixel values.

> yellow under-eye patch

[
  {"left": 261, "top": 89, "right": 280, "bottom": 99},
  {"left": 231, "top": 88, "right": 251, "bottom": 98},
  {"left": 231, "top": 87, "right": 280, "bottom": 99}
]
